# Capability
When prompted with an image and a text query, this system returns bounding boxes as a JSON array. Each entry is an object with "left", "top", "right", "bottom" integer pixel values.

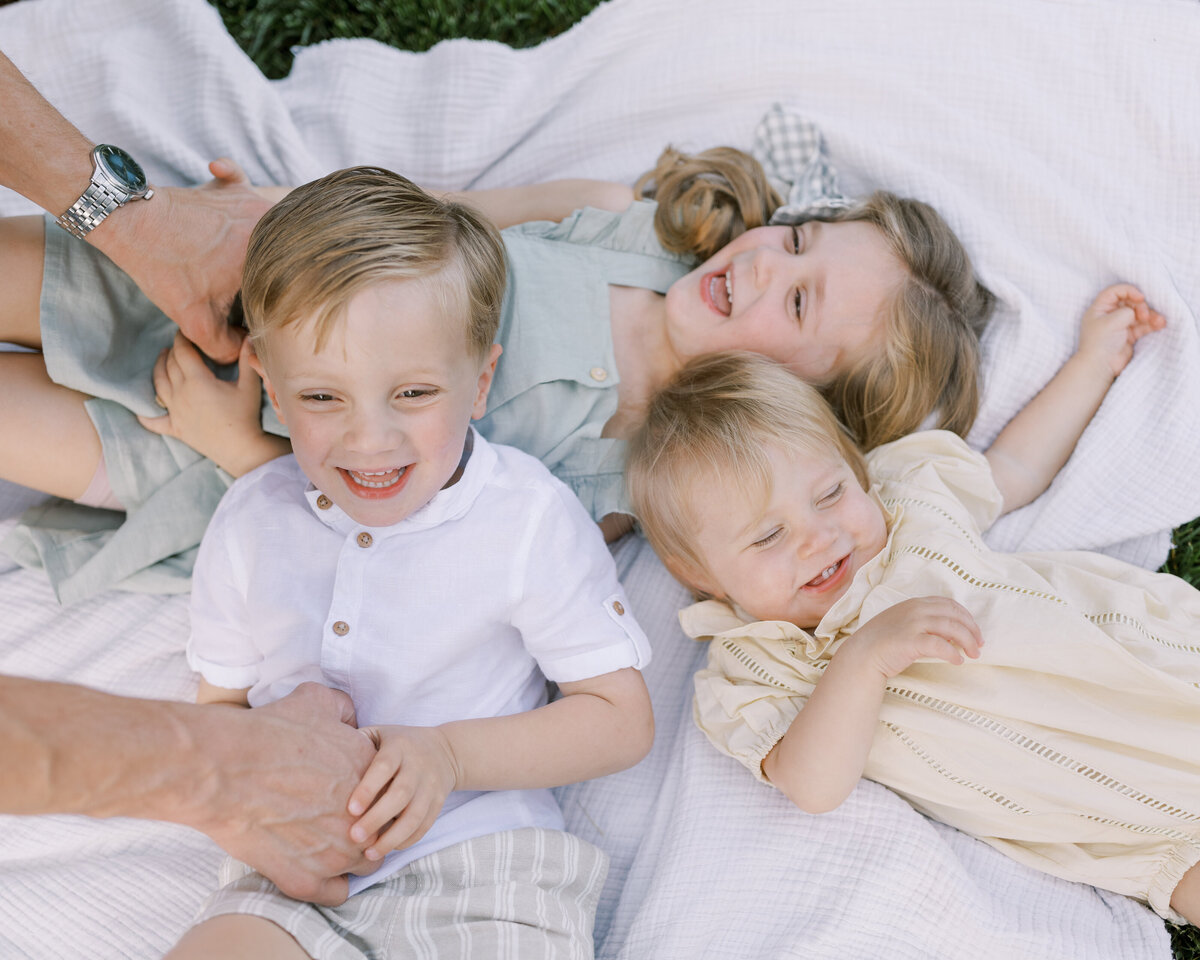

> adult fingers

[{"left": 207, "top": 156, "right": 251, "bottom": 186}]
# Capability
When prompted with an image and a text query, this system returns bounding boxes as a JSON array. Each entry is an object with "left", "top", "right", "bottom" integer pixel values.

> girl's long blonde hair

[{"left": 637, "top": 146, "right": 993, "bottom": 450}]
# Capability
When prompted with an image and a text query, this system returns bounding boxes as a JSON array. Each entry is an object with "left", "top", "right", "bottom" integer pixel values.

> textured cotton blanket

[{"left": 1, "top": 0, "right": 1194, "bottom": 956}]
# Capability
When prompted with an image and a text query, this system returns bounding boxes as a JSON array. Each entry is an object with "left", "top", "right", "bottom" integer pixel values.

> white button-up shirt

[{"left": 188, "top": 431, "right": 650, "bottom": 890}]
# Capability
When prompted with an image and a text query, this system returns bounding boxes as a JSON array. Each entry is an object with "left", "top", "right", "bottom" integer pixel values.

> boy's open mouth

[{"left": 339, "top": 466, "right": 410, "bottom": 498}]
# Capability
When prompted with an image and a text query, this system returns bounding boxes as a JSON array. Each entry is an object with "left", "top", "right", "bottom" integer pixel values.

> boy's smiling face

[
  {"left": 681, "top": 443, "right": 888, "bottom": 629},
  {"left": 251, "top": 274, "right": 500, "bottom": 528}
]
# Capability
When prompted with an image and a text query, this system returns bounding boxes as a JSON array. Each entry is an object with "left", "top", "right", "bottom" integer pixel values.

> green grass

[
  {"left": 208, "top": 3, "right": 1200, "bottom": 954},
  {"left": 209, "top": 0, "right": 606, "bottom": 79}
]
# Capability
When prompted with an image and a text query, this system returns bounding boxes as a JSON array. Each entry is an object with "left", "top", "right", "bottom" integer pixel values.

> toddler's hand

[
  {"left": 347, "top": 725, "right": 460, "bottom": 861},
  {"left": 844, "top": 597, "right": 983, "bottom": 679},
  {"left": 1076, "top": 283, "right": 1165, "bottom": 379},
  {"left": 138, "top": 332, "right": 270, "bottom": 467}
]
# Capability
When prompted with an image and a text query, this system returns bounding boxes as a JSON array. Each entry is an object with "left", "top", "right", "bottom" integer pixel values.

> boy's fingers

[
  {"left": 347, "top": 754, "right": 396, "bottom": 820},
  {"left": 136, "top": 412, "right": 172, "bottom": 435},
  {"left": 366, "top": 800, "right": 438, "bottom": 859},
  {"left": 170, "top": 330, "right": 207, "bottom": 374},
  {"left": 351, "top": 779, "right": 416, "bottom": 842}
]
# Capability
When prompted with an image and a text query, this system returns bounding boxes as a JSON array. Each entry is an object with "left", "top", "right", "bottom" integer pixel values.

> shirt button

[
  {"left": 357, "top": 532, "right": 373, "bottom": 548},
  {"left": 612, "top": 600, "right": 625, "bottom": 616},
  {"left": 332, "top": 620, "right": 350, "bottom": 636},
  {"left": 316, "top": 494, "right": 332, "bottom": 510},
  {"left": 589, "top": 366, "right": 608, "bottom": 382}
]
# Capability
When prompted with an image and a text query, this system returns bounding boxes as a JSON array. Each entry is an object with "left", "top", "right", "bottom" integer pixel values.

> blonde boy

[{"left": 169, "top": 168, "right": 654, "bottom": 960}]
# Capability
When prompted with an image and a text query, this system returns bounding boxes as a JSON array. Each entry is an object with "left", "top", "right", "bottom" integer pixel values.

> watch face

[{"left": 95, "top": 144, "right": 147, "bottom": 192}]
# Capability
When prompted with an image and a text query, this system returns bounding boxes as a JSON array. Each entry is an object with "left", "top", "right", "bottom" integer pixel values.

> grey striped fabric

[{"left": 192, "top": 828, "right": 607, "bottom": 960}]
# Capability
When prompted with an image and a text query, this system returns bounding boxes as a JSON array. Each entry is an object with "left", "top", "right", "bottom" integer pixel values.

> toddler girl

[{"left": 624, "top": 291, "right": 1200, "bottom": 923}]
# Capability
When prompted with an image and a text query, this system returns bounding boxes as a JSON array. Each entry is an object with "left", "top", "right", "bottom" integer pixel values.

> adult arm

[
  {"left": 984, "top": 284, "right": 1165, "bottom": 514},
  {"left": 0, "top": 676, "right": 376, "bottom": 905},
  {"left": 0, "top": 51, "right": 269, "bottom": 362}
]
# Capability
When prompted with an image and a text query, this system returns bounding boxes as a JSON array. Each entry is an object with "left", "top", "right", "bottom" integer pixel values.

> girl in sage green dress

[{"left": 0, "top": 138, "right": 992, "bottom": 601}]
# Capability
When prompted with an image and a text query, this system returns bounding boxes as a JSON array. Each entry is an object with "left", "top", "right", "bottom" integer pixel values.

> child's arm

[
  {"left": 196, "top": 677, "right": 251, "bottom": 707},
  {"left": 435, "top": 180, "right": 635, "bottom": 228},
  {"left": 985, "top": 284, "right": 1164, "bottom": 514},
  {"left": 763, "top": 598, "right": 982, "bottom": 814},
  {"left": 251, "top": 180, "right": 634, "bottom": 230},
  {"left": 138, "top": 332, "right": 291, "bottom": 477},
  {"left": 345, "top": 666, "right": 653, "bottom": 860}
]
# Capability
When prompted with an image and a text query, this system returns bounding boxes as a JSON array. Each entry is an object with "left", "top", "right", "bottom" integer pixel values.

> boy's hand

[
  {"left": 347, "top": 725, "right": 460, "bottom": 861},
  {"left": 138, "top": 333, "right": 287, "bottom": 476},
  {"left": 843, "top": 597, "right": 983, "bottom": 679},
  {"left": 1076, "top": 283, "right": 1166, "bottom": 380}
]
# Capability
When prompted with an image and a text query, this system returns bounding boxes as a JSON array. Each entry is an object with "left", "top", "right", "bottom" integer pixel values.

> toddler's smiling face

[{"left": 683, "top": 443, "right": 888, "bottom": 628}]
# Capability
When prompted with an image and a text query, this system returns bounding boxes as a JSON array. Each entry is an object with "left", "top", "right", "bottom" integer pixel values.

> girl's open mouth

[
  {"left": 804, "top": 555, "right": 850, "bottom": 593},
  {"left": 701, "top": 270, "right": 733, "bottom": 316}
]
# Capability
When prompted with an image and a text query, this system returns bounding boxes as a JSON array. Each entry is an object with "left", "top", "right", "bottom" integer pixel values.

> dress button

[
  {"left": 589, "top": 366, "right": 608, "bottom": 382},
  {"left": 612, "top": 600, "right": 625, "bottom": 616},
  {"left": 332, "top": 620, "right": 350, "bottom": 636},
  {"left": 357, "top": 532, "right": 373, "bottom": 548},
  {"left": 316, "top": 494, "right": 332, "bottom": 510}
]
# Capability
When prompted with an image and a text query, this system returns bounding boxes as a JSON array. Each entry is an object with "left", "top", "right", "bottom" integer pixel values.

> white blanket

[{"left": 0, "top": 0, "right": 1193, "bottom": 956}]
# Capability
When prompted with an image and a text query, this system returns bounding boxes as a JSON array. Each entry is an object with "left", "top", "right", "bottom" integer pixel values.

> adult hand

[
  {"left": 189, "top": 682, "right": 379, "bottom": 905},
  {"left": 91, "top": 158, "right": 271, "bottom": 364}
]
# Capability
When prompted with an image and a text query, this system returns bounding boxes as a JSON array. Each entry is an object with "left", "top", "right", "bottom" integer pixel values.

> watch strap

[{"left": 56, "top": 179, "right": 127, "bottom": 240}]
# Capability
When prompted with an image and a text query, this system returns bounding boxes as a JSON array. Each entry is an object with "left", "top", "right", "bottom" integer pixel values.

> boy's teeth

[
  {"left": 348, "top": 467, "right": 405, "bottom": 488},
  {"left": 725, "top": 273, "right": 733, "bottom": 303}
]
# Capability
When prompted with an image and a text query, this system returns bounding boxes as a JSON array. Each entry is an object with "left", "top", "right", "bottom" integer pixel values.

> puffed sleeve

[
  {"left": 686, "top": 605, "right": 827, "bottom": 785},
  {"left": 866, "top": 430, "right": 1003, "bottom": 536}
]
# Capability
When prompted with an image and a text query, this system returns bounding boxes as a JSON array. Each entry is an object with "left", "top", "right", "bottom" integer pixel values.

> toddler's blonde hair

[
  {"left": 626, "top": 351, "right": 868, "bottom": 579},
  {"left": 636, "top": 145, "right": 993, "bottom": 452},
  {"left": 241, "top": 166, "right": 506, "bottom": 362}
]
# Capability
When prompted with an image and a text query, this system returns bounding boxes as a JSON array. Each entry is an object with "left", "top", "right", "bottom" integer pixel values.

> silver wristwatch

[{"left": 56, "top": 144, "right": 155, "bottom": 240}]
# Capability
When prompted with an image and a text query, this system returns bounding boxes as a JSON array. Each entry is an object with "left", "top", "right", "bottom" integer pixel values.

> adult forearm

[
  {"left": 0, "top": 52, "right": 94, "bottom": 216},
  {"left": 1, "top": 677, "right": 378, "bottom": 904},
  {"left": 0, "top": 675, "right": 214, "bottom": 820}
]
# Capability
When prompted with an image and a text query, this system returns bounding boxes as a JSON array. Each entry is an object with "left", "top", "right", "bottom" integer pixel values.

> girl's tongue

[{"left": 707, "top": 271, "right": 732, "bottom": 315}]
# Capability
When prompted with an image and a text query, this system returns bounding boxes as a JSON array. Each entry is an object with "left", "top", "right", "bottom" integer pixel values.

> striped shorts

[{"left": 193, "top": 828, "right": 607, "bottom": 960}]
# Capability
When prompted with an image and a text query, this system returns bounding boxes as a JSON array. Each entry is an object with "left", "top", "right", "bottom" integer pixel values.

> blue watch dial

[{"left": 96, "top": 144, "right": 147, "bottom": 192}]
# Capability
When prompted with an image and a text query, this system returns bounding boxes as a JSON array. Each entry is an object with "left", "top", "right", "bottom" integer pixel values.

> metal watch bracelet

[{"left": 56, "top": 179, "right": 129, "bottom": 240}]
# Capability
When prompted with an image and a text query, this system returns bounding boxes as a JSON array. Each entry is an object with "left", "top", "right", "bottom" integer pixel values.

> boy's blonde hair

[
  {"left": 816, "top": 192, "right": 993, "bottom": 451},
  {"left": 241, "top": 166, "right": 506, "bottom": 361},
  {"left": 635, "top": 146, "right": 783, "bottom": 263},
  {"left": 635, "top": 146, "right": 992, "bottom": 452},
  {"left": 626, "top": 351, "right": 868, "bottom": 579}
]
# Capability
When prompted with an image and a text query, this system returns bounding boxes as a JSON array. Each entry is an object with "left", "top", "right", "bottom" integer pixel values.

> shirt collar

[{"left": 302, "top": 427, "right": 496, "bottom": 534}]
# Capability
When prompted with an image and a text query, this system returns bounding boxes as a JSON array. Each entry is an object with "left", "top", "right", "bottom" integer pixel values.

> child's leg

[
  {"left": 0, "top": 216, "right": 47, "bottom": 348},
  {"left": 165, "top": 915, "right": 310, "bottom": 960},
  {"left": 0, "top": 353, "right": 102, "bottom": 499},
  {"left": 1171, "top": 861, "right": 1200, "bottom": 925}
]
